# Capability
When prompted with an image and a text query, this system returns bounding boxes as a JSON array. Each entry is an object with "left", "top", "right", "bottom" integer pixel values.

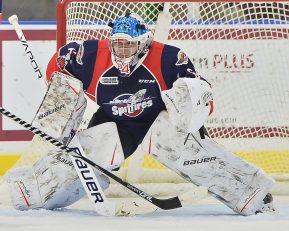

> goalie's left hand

[{"left": 161, "top": 77, "right": 213, "bottom": 134}]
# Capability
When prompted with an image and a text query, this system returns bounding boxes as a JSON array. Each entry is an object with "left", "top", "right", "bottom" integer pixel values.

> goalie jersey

[{"left": 46, "top": 40, "right": 207, "bottom": 140}]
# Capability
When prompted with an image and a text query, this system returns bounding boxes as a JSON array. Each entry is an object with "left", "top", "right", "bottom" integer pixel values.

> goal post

[{"left": 16, "top": 1, "right": 289, "bottom": 196}]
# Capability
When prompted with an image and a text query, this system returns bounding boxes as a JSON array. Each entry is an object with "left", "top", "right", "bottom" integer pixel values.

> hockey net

[{"left": 13, "top": 1, "right": 289, "bottom": 197}]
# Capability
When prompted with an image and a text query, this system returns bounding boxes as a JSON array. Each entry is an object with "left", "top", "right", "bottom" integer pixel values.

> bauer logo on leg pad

[{"left": 183, "top": 156, "right": 216, "bottom": 166}]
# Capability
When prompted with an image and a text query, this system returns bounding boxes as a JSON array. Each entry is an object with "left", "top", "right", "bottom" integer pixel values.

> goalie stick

[
  {"left": 0, "top": 106, "right": 192, "bottom": 211},
  {"left": 8, "top": 14, "right": 48, "bottom": 91},
  {"left": 7, "top": 14, "right": 115, "bottom": 216}
]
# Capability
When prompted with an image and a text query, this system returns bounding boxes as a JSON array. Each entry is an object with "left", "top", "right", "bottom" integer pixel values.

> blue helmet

[
  {"left": 109, "top": 13, "right": 153, "bottom": 77},
  {"left": 111, "top": 14, "right": 150, "bottom": 38}
]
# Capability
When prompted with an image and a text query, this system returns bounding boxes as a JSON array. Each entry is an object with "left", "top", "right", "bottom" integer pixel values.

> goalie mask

[{"left": 108, "top": 12, "right": 153, "bottom": 77}]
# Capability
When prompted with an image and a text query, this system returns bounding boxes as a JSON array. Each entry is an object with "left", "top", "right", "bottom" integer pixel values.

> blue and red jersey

[{"left": 46, "top": 40, "right": 207, "bottom": 136}]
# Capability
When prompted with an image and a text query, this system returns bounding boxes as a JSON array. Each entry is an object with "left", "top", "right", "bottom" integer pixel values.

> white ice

[{"left": 1, "top": 195, "right": 289, "bottom": 231}]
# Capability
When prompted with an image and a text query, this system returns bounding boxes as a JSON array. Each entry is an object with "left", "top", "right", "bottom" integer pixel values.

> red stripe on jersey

[
  {"left": 46, "top": 52, "right": 61, "bottom": 82},
  {"left": 143, "top": 41, "right": 168, "bottom": 91},
  {"left": 86, "top": 40, "right": 112, "bottom": 101}
]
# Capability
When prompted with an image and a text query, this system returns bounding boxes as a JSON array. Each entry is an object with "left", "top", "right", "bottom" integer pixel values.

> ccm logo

[{"left": 139, "top": 79, "right": 156, "bottom": 83}]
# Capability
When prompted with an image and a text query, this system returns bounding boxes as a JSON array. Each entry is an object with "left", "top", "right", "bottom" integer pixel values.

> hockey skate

[{"left": 255, "top": 193, "right": 274, "bottom": 214}]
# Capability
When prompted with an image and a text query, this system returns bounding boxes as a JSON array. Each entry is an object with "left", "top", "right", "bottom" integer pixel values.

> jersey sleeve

[
  {"left": 161, "top": 44, "right": 213, "bottom": 115},
  {"left": 46, "top": 42, "right": 80, "bottom": 81},
  {"left": 46, "top": 41, "right": 99, "bottom": 90},
  {"left": 161, "top": 45, "right": 210, "bottom": 89},
  {"left": 46, "top": 52, "right": 61, "bottom": 82}
]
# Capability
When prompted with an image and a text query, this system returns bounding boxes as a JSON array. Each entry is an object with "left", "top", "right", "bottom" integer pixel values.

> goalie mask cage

[{"left": 33, "top": 0, "right": 289, "bottom": 196}]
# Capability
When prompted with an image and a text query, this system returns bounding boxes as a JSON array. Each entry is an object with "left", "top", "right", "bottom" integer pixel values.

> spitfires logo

[
  {"left": 105, "top": 89, "right": 154, "bottom": 117},
  {"left": 56, "top": 48, "right": 77, "bottom": 70},
  {"left": 56, "top": 56, "right": 67, "bottom": 70},
  {"left": 56, "top": 47, "right": 84, "bottom": 71},
  {"left": 175, "top": 50, "right": 189, "bottom": 66}
]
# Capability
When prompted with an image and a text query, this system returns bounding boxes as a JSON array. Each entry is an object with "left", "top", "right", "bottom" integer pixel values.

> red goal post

[{"left": 54, "top": 0, "right": 289, "bottom": 194}]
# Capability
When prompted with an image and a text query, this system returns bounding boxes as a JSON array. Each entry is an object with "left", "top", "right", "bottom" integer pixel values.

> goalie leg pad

[
  {"left": 6, "top": 122, "right": 124, "bottom": 210},
  {"left": 141, "top": 111, "right": 275, "bottom": 215},
  {"left": 5, "top": 166, "right": 43, "bottom": 210},
  {"left": 6, "top": 151, "right": 110, "bottom": 210},
  {"left": 75, "top": 122, "right": 124, "bottom": 170},
  {"left": 40, "top": 122, "right": 124, "bottom": 209},
  {"left": 34, "top": 150, "right": 86, "bottom": 210}
]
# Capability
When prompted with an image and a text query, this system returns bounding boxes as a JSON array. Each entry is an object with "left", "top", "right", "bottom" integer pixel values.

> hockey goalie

[{"left": 5, "top": 12, "right": 274, "bottom": 216}]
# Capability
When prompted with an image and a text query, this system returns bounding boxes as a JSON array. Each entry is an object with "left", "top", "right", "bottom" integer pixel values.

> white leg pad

[
  {"left": 76, "top": 122, "right": 124, "bottom": 171},
  {"left": 5, "top": 166, "right": 43, "bottom": 210},
  {"left": 6, "top": 150, "right": 110, "bottom": 210},
  {"left": 34, "top": 150, "right": 86, "bottom": 210},
  {"left": 5, "top": 122, "right": 123, "bottom": 211},
  {"left": 141, "top": 111, "right": 275, "bottom": 215}
]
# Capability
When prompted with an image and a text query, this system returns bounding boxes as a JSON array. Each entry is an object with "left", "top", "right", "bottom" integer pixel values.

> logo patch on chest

[
  {"left": 100, "top": 77, "right": 119, "bottom": 85},
  {"left": 104, "top": 89, "right": 154, "bottom": 117}
]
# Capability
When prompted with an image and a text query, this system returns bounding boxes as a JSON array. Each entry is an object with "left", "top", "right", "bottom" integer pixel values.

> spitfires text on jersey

[{"left": 105, "top": 89, "right": 154, "bottom": 117}]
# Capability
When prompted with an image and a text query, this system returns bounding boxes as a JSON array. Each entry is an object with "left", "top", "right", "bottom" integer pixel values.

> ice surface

[{"left": 1, "top": 195, "right": 289, "bottom": 231}]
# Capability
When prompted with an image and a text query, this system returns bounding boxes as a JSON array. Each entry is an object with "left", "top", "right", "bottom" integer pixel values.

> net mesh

[{"left": 17, "top": 2, "right": 289, "bottom": 188}]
